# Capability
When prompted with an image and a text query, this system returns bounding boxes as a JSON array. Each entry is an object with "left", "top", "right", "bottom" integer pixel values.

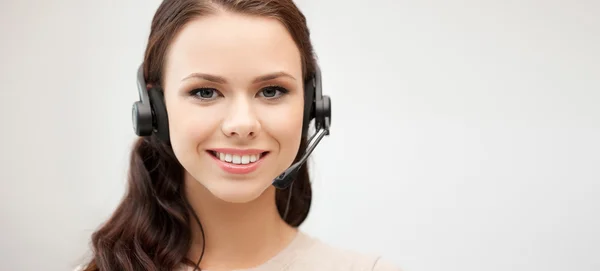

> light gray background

[{"left": 1, "top": 0, "right": 599, "bottom": 271}]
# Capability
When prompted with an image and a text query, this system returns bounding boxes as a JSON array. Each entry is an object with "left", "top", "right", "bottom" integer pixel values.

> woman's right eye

[{"left": 189, "top": 88, "right": 221, "bottom": 100}]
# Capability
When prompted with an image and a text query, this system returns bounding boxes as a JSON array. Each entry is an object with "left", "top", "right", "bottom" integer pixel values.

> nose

[{"left": 221, "top": 97, "right": 261, "bottom": 139}]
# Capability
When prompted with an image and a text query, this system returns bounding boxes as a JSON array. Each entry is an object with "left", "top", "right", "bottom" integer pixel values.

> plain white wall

[{"left": 1, "top": 0, "right": 599, "bottom": 270}]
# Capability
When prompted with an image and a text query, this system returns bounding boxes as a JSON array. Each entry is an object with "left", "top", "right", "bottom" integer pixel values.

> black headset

[
  {"left": 131, "top": 63, "right": 331, "bottom": 147},
  {"left": 131, "top": 63, "right": 330, "bottom": 190}
]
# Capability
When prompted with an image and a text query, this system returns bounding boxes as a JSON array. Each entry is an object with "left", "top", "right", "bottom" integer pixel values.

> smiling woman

[
  {"left": 165, "top": 10, "right": 306, "bottom": 205},
  {"left": 76, "top": 1, "right": 400, "bottom": 271}
]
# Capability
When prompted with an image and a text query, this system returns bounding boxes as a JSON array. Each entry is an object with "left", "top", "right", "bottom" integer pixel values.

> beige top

[
  {"left": 76, "top": 231, "right": 402, "bottom": 271},
  {"left": 178, "top": 231, "right": 401, "bottom": 271}
]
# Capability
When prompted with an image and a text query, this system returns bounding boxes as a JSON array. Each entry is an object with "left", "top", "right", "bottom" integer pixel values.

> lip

[{"left": 207, "top": 149, "right": 269, "bottom": 175}]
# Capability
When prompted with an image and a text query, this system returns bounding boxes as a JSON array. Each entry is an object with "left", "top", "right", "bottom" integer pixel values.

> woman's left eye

[{"left": 258, "top": 86, "right": 289, "bottom": 99}]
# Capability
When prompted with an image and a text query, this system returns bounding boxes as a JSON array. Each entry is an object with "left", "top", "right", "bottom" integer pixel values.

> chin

[{"left": 203, "top": 177, "right": 274, "bottom": 203}]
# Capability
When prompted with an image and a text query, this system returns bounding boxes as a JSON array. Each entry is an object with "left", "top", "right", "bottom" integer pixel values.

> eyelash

[{"left": 188, "top": 85, "right": 290, "bottom": 101}]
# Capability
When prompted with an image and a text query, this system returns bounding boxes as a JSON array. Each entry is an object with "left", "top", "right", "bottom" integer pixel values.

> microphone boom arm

[{"left": 272, "top": 127, "right": 329, "bottom": 189}]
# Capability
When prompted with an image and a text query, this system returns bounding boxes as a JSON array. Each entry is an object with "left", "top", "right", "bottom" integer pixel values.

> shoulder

[{"left": 286, "top": 231, "right": 403, "bottom": 271}]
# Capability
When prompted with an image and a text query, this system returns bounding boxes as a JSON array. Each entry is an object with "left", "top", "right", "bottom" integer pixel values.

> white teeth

[
  {"left": 214, "top": 151, "right": 263, "bottom": 164},
  {"left": 241, "top": 155, "right": 250, "bottom": 164}
]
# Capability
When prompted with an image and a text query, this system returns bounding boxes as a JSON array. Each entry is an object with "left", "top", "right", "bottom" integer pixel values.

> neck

[{"left": 183, "top": 173, "right": 297, "bottom": 271}]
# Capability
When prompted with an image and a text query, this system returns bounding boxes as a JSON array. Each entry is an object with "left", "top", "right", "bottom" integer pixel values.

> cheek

[
  {"left": 166, "top": 101, "right": 217, "bottom": 158},
  {"left": 261, "top": 99, "right": 305, "bottom": 153}
]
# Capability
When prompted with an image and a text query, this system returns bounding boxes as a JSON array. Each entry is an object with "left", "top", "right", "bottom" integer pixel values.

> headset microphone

[
  {"left": 272, "top": 127, "right": 329, "bottom": 189},
  {"left": 272, "top": 64, "right": 331, "bottom": 190}
]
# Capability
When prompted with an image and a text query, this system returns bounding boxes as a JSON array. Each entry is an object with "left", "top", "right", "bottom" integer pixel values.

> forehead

[{"left": 164, "top": 11, "right": 302, "bottom": 82}]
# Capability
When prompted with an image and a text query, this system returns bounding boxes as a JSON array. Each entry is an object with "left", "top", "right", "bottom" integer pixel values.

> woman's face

[{"left": 162, "top": 11, "right": 305, "bottom": 203}]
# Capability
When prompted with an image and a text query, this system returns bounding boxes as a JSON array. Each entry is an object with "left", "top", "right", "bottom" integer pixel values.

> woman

[{"left": 79, "top": 0, "right": 400, "bottom": 270}]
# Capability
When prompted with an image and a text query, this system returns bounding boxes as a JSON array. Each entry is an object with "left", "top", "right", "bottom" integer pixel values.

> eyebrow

[{"left": 181, "top": 71, "right": 296, "bottom": 84}]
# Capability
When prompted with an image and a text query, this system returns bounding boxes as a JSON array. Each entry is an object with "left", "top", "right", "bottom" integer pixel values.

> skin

[{"left": 161, "top": 9, "right": 305, "bottom": 270}]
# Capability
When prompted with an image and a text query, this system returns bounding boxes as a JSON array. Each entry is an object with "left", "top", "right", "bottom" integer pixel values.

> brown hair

[{"left": 81, "top": 0, "right": 317, "bottom": 270}]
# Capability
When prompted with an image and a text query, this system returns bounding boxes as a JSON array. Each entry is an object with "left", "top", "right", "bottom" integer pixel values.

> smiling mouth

[{"left": 208, "top": 151, "right": 269, "bottom": 165}]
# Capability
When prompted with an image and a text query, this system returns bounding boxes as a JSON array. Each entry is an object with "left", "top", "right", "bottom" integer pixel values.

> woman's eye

[
  {"left": 258, "top": 86, "right": 289, "bottom": 99},
  {"left": 190, "top": 88, "right": 220, "bottom": 100}
]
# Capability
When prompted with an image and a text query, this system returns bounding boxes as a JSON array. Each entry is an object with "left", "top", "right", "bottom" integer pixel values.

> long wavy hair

[{"left": 81, "top": 0, "right": 317, "bottom": 270}]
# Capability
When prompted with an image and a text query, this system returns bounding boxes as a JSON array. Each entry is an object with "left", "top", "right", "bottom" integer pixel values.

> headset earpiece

[
  {"left": 147, "top": 87, "right": 170, "bottom": 143},
  {"left": 132, "top": 100, "right": 153, "bottom": 137},
  {"left": 310, "top": 64, "right": 331, "bottom": 135},
  {"left": 132, "top": 64, "right": 170, "bottom": 143},
  {"left": 132, "top": 65, "right": 154, "bottom": 137}
]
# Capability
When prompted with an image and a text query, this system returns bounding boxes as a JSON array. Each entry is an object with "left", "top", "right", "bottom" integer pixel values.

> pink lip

[{"left": 207, "top": 150, "right": 268, "bottom": 175}]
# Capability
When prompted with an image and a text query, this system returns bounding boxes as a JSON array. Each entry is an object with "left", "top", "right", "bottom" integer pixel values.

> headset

[
  {"left": 131, "top": 63, "right": 330, "bottom": 271},
  {"left": 131, "top": 63, "right": 331, "bottom": 190}
]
